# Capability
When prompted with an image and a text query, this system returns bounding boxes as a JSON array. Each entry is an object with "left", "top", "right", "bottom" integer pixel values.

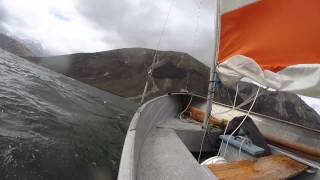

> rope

[
  {"left": 232, "top": 83, "right": 239, "bottom": 110},
  {"left": 217, "top": 83, "right": 239, "bottom": 156},
  {"left": 178, "top": 95, "right": 194, "bottom": 123},
  {"left": 140, "top": 0, "right": 175, "bottom": 104},
  {"left": 198, "top": 84, "right": 261, "bottom": 162},
  {"left": 212, "top": 93, "right": 256, "bottom": 116},
  {"left": 222, "top": 87, "right": 261, "bottom": 157},
  {"left": 238, "top": 137, "right": 248, "bottom": 160}
]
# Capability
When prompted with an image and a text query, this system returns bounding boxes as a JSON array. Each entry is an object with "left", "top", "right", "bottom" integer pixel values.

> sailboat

[{"left": 118, "top": 0, "right": 320, "bottom": 179}]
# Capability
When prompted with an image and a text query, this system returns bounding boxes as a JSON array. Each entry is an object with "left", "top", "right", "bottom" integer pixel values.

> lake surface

[{"left": 0, "top": 49, "right": 138, "bottom": 180}]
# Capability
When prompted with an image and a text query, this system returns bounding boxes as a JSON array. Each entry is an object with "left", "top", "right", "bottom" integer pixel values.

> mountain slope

[
  {"left": 0, "top": 33, "right": 34, "bottom": 56},
  {"left": 217, "top": 82, "right": 320, "bottom": 129},
  {"left": 25, "top": 48, "right": 320, "bottom": 129},
  {"left": 27, "top": 48, "right": 209, "bottom": 101}
]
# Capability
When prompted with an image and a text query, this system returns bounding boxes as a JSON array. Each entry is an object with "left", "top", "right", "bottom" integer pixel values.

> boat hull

[{"left": 118, "top": 93, "right": 320, "bottom": 179}]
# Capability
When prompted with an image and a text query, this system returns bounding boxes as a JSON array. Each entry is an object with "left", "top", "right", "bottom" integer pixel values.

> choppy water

[{"left": 0, "top": 49, "right": 138, "bottom": 180}]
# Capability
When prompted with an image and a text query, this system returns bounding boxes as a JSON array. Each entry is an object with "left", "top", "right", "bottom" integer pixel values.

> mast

[{"left": 202, "top": 0, "right": 221, "bottom": 128}]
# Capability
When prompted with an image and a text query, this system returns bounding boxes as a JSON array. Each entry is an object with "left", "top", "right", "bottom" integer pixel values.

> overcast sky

[
  {"left": 1, "top": 0, "right": 320, "bottom": 113},
  {"left": 0, "top": 0, "right": 217, "bottom": 65}
]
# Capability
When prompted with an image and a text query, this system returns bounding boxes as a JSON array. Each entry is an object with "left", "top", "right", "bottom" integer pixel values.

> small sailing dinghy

[{"left": 118, "top": 0, "right": 320, "bottom": 179}]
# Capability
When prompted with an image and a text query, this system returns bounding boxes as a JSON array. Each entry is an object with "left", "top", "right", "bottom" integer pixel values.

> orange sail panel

[{"left": 219, "top": 0, "right": 320, "bottom": 72}]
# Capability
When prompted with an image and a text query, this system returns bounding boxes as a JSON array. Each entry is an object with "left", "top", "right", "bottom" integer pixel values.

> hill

[
  {"left": 25, "top": 48, "right": 320, "bottom": 129},
  {"left": 0, "top": 33, "right": 34, "bottom": 56},
  {"left": 26, "top": 48, "right": 209, "bottom": 101}
]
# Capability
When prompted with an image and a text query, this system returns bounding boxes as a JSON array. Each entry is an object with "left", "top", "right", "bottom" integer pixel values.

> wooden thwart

[
  {"left": 188, "top": 107, "right": 227, "bottom": 128},
  {"left": 207, "top": 155, "right": 308, "bottom": 180}
]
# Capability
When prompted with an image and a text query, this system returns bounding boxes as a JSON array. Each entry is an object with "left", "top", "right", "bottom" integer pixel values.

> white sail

[{"left": 218, "top": 0, "right": 320, "bottom": 97}]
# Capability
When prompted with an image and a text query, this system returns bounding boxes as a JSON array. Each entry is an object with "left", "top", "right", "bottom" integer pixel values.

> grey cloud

[
  {"left": 0, "top": 2, "right": 8, "bottom": 32},
  {"left": 0, "top": 0, "right": 216, "bottom": 65},
  {"left": 76, "top": 0, "right": 216, "bottom": 65},
  {"left": 0, "top": 2, "right": 28, "bottom": 33},
  {"left": 76, "top": 0, "right": 165, "bottom": 47}
]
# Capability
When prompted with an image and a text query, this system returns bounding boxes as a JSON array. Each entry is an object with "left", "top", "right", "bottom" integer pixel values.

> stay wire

[
  {"left": 217, "top": 83, "right": 239, "bottom": 156},
  {"left": 140, "top": 0, "right": 175, "bottom": 104},
  {"left": 222, "top": 87, "right": 261, "bottom": 157}
]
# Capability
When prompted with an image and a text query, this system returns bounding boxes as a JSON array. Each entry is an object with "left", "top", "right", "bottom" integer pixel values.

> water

[{"left": 0, "top": 49, "right": 138, "bottom": 180}]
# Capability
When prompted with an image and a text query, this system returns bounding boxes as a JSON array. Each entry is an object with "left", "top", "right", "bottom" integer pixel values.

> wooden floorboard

[{"left": 207, "top": 155, "right": 308, "bottom": 180}]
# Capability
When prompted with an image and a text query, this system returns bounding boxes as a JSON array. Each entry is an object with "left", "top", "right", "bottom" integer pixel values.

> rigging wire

[
  {"left": 222, "top": 86, "right": 261, "bottom": 157},
  {"left": 211, "top": 92, "right": 256, "bottom": 116},
  {"left": 191, "top": 0, "right": 204, "bottom": 51},
  {"left": 217, "top": 83, "right": 239, "bottom": 156},
  {"left": 140, "top": 0, "right": 175, "bottom": 104},
  {"left": 198, "top": 82, "right": 261, "bottom": 162},
  {"left": 179, "top": 0, "right": 204, "bottom": 92},
  {"left": 178, "top": 0, "right": 205, "bottom": 123},
  {"left": 232, "top": 83, "right": 239, "bottom": 109},
  {"left": 198, "top": 81, "right": 261, "bottom": 162}
]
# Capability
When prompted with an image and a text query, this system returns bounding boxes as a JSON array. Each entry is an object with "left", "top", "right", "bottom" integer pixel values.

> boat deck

[
  {"left": 137, "top": 117, "right": 219, "bottom": 180},
  {"left": 118, "top": 94, "right": 320, "bottom": 180},
  {"left": 157, "top": 117, "right": 203, "bottom": 130}
]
